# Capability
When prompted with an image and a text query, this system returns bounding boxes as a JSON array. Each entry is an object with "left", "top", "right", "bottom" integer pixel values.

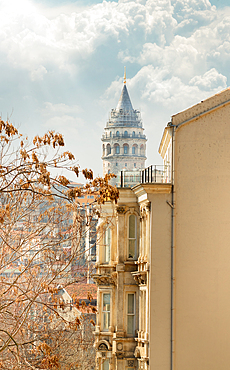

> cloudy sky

[{"left": 0, "top": 0, "right": 230, "bottom": 180}]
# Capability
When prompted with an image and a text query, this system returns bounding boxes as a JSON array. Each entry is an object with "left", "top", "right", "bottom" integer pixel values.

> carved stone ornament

[
  {"left": 116, "top": 206, "right": 126, "bottom": 214},
  {"left": 117, "top": 342, "right": 123, "bottom": 351},
  {"left": 101, "top": 352, "right": 106, "bottom": 358},
  {"left": 140, "top": 202, "right": 151, "bottom": 217},
  {"left": 128, "top": 360, "right": 135, "bottom": 366},
  {"left": 134, "top": 346, "right": 141, "bottom": 358},
  {"left": 98, "top": 343, "right": 108, "bottom": 351},
  {"left": 93, "top": 273, "right": 117, "bottom": 286},
  {"left": 146, "top": 202, "right": 151, "bottom": 212},
  {"left": 132, "top": 271, "right": 147, "bottom": 286}
]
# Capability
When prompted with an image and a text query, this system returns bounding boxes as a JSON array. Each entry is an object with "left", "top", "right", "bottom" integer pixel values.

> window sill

[{"left": 124, "top": 260, "right": 137, "bottom": 264}]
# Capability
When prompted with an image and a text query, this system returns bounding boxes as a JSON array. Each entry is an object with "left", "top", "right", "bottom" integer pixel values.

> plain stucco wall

[
  {"left": 174, "top": 103, "right": 230, "bottom": 370},
  {"left": 149, "top": 192, "right": 171, "bottom": 370}
]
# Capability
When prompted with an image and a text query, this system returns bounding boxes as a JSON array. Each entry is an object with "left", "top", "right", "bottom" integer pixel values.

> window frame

[
  {"left": 102, "top": 358, "right": 110, "bottom": 370},
  {"left": 124, "top": 145, "right": 128, "bottom": 154},
  {"left": 128, "top": 214, "right": 137, "bottom": 259},
  {"left": 115, "top": 144, "right": 120, "bottom": 154},
  {"left": 127, "top": 293, "right": 135, "bottom": 336},
  {"left": 103, "top": 227, "right": 111, "bottom": 264},
  {"left": 102, "top": 292, "right": 111, "bottom": 332}
]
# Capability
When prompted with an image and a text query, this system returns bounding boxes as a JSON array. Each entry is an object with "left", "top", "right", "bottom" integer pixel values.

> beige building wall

[
  {"left": 149, "top": 191, "right": 171, "bottom": 370},
  {"left": 168, "top": 89, "right": 230, "bottom": 370}
]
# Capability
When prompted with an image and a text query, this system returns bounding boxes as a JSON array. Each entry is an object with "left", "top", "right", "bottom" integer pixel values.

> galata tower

[{"left": 101, "top": 69, "right": 147, "bottom": 186}]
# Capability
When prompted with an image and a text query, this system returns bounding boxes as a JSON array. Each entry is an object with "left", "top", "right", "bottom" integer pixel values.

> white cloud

[
  {"left": 189, "top": 68, "right": 227, "bottom": 90},
  {"left": 41, "top": 102, "right": 82, "bottom": 116},
  {"left": 41, "top": 102, "right": 85, "bottom": 138},
  {"left": 30, "top": 65, "right": 47, "bottom": 81},
  {"left": 44, "top": 115, "right": 83, "bottom": 134},
  {"left": 1, "top": 0, "right": 230, "bottom": 174}
]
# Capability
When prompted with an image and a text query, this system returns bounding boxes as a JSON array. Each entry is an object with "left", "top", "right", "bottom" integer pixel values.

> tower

[{"left": 101, "top": 70, "right": 147, "bottom": 186}]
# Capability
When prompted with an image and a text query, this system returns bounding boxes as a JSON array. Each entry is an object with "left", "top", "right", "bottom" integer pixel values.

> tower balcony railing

[
  {"left": 119, "top": 165, "right": 171, "bottom": 188},
  {"left": 102, "top": 133, "right": 146, "bottom": 140},
  {"left": 102, "top": 153, "right": 147, "bottom": 159}
]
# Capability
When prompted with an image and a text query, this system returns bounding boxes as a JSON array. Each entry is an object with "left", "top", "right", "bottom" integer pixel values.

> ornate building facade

[
  {"left": 101, "top": 72, "right": 147, "bottom": 186},
  {"left": 94, "top": 86, "right": 230, "bottom": 370},
  {"left": 94, "top": 73, "right": 171, "bottom": 370}
]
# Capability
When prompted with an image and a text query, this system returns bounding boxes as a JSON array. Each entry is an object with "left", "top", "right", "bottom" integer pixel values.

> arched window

[
  {"left": 124, "top": 131, "right": 128, "bottom": 137},
  {"left": 110, "top": 131, "right": 112, "bottom": 137},
  {"left": 132, "top": 144, "right": 138, "bottom": 155},
  {"left": 140, "top": 144, "right": 144, "bottom": 155},
  {"left": 132, "top": 131, "right": 135, "bottom": 137},
  {"left": 124, "top": 144, "right": 129, "bottom": 154},
  {"left": 106, "top": 144, "right": 111, "bottom": 155},
  {"left": 114, "top": 144, "right": 120, "bottom": 154},
  {"left": 102, "top": 144, "right": 105, "bottom": 156},
  {"left": 128, "top": 215, "right": 136, "bottom": 259},
  {"left": 116, "top": 131, "right": 120, "bottom": 137}
]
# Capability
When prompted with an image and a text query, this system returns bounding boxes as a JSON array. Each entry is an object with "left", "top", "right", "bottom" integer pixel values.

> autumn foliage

[{"left": 0, "top": 119, "right": 119, "bottom": 369}]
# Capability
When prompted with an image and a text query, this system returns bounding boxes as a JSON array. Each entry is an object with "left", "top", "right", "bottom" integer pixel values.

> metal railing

[
  {"left": 102, "top": 133, "right": 146, "bottom": 140},
  {"left": 119, "top": 165, "right": 171, "bottom": 188}
]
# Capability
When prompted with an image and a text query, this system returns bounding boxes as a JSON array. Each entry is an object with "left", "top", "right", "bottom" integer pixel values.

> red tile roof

[{"left": 65, "top": 283, "right": 97, "bottom": 300}]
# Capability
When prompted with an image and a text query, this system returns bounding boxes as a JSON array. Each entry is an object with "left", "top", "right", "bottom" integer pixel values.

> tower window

[
  {"left": 116, "top": 163, "right": 118, "bottom": 166},
  {"left": 134, "top": 163, "right": 136, "bottom": 167},
  {"left": 124, "top": 145, "right": 129, "bottom": 154},
  {"left": 106, "top": 144, "right": 111, "bottom": 155},
  {"left": 115, "top": 144, "right": 120, "bottom": 154},
  {"left": 125, "top": 163, "right": 127, "bottom": 167},
  {"left": 140, "top": 145, "right": 144, "bottom": 155}
]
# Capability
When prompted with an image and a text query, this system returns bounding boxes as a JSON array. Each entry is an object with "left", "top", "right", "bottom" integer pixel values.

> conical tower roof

[{"left": 116, "top": 84, "right": 134, "bottom": 112}]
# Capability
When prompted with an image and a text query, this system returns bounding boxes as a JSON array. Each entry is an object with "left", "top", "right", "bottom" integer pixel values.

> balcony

[
  {"left": 119, "top": 165, "right": 171, "bottom": 188},
  {"left": 102, "top": 133, "right": 146, "bottom": 141}
]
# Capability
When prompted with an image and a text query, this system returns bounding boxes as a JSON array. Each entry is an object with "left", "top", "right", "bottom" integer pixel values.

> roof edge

[{"left": 172, "top": 88, "right": 230, "bottom": 127}]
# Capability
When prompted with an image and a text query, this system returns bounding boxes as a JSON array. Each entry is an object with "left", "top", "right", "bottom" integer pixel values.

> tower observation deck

[{"left": 101, "top": 72, "right": 147, "bottom": 186}]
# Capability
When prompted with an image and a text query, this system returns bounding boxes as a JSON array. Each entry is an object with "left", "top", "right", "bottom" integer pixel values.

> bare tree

[{"left": 0, "top": 119, "right": 118, "bottom": 369}]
